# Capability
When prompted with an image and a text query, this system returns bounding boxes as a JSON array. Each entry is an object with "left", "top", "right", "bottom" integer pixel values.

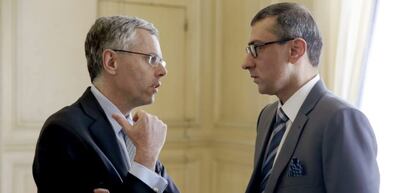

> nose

[
  {"left": 242, "top": 54, "right": 254, "bottom": 70},
  {"left": 156, "top": 64, "right": 167, "bottom": 77}
]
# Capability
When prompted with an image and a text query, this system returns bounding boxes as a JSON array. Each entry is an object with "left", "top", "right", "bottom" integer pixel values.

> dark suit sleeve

[
  {"left": 322, "top": 108, "right": 380, "bottom": 193},
  {"left": 122, "top": 173, "right": 160, "bottom": 193},
  {"left": 156, "top": 161, "right": 180, "bottom": 193},
  {"left": 122, "top": 161, "right": 180, "bottom": 193}
]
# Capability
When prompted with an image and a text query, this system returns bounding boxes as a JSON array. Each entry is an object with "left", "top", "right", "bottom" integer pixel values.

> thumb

[
  {"left": 132, "top": 112, "right": 140, "bottom": 122},
  {"left": 133, "top": 109, "right": 148, "bottom": 123},
  {"left": 112, "top": 114, "right": 131, "bottom": 132}
]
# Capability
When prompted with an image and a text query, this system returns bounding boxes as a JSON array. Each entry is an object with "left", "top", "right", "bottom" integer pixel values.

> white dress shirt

[
  {"left": 91, "top": 85, "right": 168, "bottom": 193},
  {"left": 273, "top": 75, "right": 320, "bottom": 165}
]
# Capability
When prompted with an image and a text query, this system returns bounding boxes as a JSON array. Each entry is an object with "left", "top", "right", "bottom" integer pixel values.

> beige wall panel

[
  {"left": 98, "top": 0, "right": 201, "bottom": 129},
  {"left": 1, "top": 0, "right": 97, "bottom": 145},
  {"left": 98, "top": 1, "right": 122, "bottom": 13},
  {"left": 1, "top": 0, "right": 97, "bottom": 192},
  {"left": 215, "top": 0, "right": 275, "bottom": 129},
  {"left": 313, "top": 0, "right": 341, "bottom": 90},
  {"left": 123, "top": 0, "right": 187, "bottom": 6},
  {"left": 211, "top": 0, "right": 264, "bottom": 190},
  {"left": 1, "top": 152, "right": 36, "bottom": 193},
  {"left": 160, "top": 148, "right": 209, "bottom": 193},
  {"left": 212, "top": 147, "right": 253, "bottom": 193},
  {"left": 14, "top": 0, "right": 95, "bottom": 127}
]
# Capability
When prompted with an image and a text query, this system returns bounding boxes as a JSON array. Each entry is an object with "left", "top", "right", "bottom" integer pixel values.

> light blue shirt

[{"left": 90, "top": 85, "right": 167, "bottom": 193}]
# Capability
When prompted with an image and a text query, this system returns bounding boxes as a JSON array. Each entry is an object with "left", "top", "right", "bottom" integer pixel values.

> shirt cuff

[{"left": 129, "top": 161, "right": 168, "bottom": 193}]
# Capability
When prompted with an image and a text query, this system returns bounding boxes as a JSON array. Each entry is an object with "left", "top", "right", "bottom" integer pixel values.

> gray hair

[
  {"left": 85, "top": 16, "right": 159, "bottom": 81},
  {"left": 251, "top": 3, "right": 323, "bottom": 66}
]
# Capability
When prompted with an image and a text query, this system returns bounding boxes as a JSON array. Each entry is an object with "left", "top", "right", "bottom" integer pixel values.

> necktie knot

[{"left": 276, "top": 108, "right": 288, "bottom": 124}]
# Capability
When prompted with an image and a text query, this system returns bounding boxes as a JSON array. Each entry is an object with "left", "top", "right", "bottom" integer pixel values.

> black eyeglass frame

[
  {"left": 112, "top": 49, "right": 166, "bottom": 67},
  {"left": 246, "top": 38, "right": 294, "bottom": 58}
]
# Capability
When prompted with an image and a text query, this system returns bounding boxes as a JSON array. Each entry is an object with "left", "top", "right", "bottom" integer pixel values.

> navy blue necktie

[{"left": 260, "top": 108, "right": 289, "bottom": 192}]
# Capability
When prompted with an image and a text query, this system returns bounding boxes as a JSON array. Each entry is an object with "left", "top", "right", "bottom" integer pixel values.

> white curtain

[
  {"left": 333, "top": 0, "right": 377, "bottom": 105},
  {"left": 313, "top": 0, "right": 377, "bottom": 105}
]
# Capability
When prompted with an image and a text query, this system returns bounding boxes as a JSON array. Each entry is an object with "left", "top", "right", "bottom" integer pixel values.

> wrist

[{"left": 134, "top": 153, "right": 157, "bottom": 171}]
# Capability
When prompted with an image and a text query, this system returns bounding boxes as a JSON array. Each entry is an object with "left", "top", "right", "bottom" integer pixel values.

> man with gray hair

[
  {"left": 33, "top": 16, "right": 180, "bottom": 193},
  {"left": 242, "top": 2, "right": 379, "bottom": 193}
]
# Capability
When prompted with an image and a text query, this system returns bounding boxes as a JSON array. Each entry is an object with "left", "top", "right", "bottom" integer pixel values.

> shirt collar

[
  {"left": 280, "top": 74, "right": 320, "bottom": 122},
  {"left": 90, "top": 85, "right": 132, "bottom": 134}
]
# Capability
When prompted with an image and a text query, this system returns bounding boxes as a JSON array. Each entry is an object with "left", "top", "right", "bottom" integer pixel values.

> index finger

[{"left": 112, "top": 114, "right": 131, "bottom": 132}]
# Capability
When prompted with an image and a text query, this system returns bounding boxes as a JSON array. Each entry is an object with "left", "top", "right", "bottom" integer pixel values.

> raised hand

[{"left": 113, "top": 110, "right": 167, "bottom": 170}]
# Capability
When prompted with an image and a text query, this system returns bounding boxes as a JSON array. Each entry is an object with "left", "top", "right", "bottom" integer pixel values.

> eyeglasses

[
  {"left": 246, "top": 38, "right": 294, "bottom": 58},
  {"left": 112, "top": 49, "right": 166, "bottom": 68}
]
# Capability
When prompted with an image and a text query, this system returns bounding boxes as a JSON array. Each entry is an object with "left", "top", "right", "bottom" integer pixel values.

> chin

[
  {"left": 133, "top": 97, "right": 154, "bottom": 107},
  {"left": 258, "top": 87, "right": 275, "bottom": 95},
  {"left": 258, "top": 87, "right": 268, "bottom": 94},
  {"left": 141, "top": 100, "right": 154, "bottom": 106}
]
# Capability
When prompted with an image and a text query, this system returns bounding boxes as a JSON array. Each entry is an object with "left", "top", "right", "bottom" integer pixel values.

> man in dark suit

[
  {"left": 33, "top": 16, "right": 180, "bottom": 193},
  {"left": 242, "top": 3, "right": 379, "bottom": 193}
]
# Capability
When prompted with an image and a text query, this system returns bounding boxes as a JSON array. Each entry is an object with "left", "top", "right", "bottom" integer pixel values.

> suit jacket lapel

[
  {"left": 246, "top": 103, "right": 278, "bottom": 193},
  {"left": 265, "top": 80, "right": 328, "bottom": 193},
  {"left": 264, "top": 113, "right": 308, "bottom": 193},
  {"left": 255, "top": 103, "right": 278, "bottom": 166},
  {"left": 79, "top": 88, "right": 129, "bottom": 180}
]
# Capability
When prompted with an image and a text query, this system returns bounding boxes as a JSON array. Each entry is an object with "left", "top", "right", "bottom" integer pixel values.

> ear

[
  {"left": 102, "top": 49, "right": 118, "bottom": 75},
  {"left": 289, "top": 38, "right": 307, "bottom": 64}
]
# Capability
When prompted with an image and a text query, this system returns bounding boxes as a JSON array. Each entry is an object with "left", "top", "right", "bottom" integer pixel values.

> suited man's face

[
  {"left": 111, "top": 29, "right": 167, "bottom": 108},
  {"left": 242, "top": 17, "right": 295, "bottom": 100}
]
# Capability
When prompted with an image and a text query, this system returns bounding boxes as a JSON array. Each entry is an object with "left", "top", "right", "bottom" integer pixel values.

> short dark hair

[
  {"left": 84, "top": 16, "right": 158, "bottom": 82},
  {"left": 251, "top": 3, "right": 323, "bottom": 66}
]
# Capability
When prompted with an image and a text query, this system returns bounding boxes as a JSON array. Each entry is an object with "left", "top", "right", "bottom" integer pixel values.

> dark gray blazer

[
  {"left": 245, "top": 80, "right": 379, "bottom": 193},
  {"left": 33, "top": 87, "right": 180, "bottom": 193}
]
